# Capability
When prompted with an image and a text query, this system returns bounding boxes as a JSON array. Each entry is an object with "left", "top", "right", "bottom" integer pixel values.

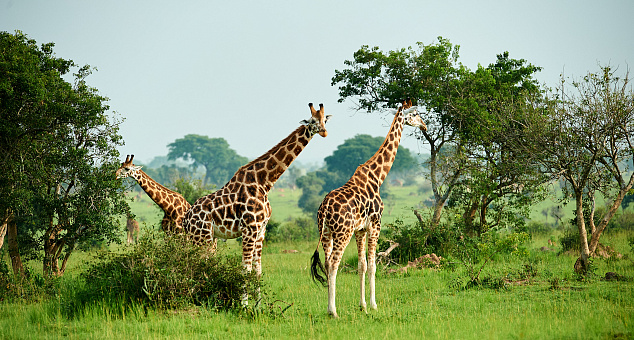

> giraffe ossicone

[
  {"left": 182, "top": 102, "right": 330, "bottom": 306},
  {"left": 310, "top": 99, "right": 426, "bottom": 318}
]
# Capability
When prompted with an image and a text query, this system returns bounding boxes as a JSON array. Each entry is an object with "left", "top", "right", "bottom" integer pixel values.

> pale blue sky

[{"left": 2, "top": 1, "right": 632, "bottom": 164}]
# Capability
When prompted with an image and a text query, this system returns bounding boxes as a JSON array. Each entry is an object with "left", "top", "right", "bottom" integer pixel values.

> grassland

[{"left": 1, "top": 184, "right": 633, "bottom": 339}]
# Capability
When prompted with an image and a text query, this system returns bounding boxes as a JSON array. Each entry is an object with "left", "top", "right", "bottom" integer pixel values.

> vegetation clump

[{"left": 78, "top": 231, "right": 260, "bottom": 311}]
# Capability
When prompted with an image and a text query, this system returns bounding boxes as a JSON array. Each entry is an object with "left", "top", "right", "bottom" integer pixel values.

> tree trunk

[
  {"left": 430, "top": 199, "right": 444, "bottom": 228},
  {"left": 0, "top": 213, "right": 7, "bottom": 250},
  {"left": 574, "top": 190, "right": 591, "bottom": 274},
  {"left": 43, "top": 217, "right": 63, "bottom": 277},
  {"left": 463, "top": 198, "right": 479, "bottom": 236},
  {"left": 6, "top": 215, "right": 24, "bottom": 278},
  {"left": 588, "top": 181, "right": 633, "bottom": 255}
]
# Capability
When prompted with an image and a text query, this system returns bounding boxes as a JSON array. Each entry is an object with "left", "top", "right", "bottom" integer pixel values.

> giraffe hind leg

[
  {"left": 367, "top": 223, "right": 381, "bottom": 310},
  {"left": 326, "top": 231, "right": 353, "bottom": 318},
  {"left": 355, "top": 229, "right": 368, "bottom": 312}
]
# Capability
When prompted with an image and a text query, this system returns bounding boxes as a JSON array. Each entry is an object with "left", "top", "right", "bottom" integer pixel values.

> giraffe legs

[
  {"left": 367, "top": 223, "right": 381, "bottom": 310},
  {"left": 325, "top": 231, "right": 353, "bottom": 318},
  {"left": 239, "top": 224, "right": 266, "bottom": 307},
  {"left": 355, "top": 229, "right": 368, "bottom": 312},
  {"left": 241, "top": 232, "right": 257, "bottom": 307}
]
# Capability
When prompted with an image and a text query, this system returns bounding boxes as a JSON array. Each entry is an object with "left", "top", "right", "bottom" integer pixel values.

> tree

[
  {"left": 167, "top": 134, "right": 248, "bottom": 187},
  {"left": 447, "top": 53, "right": 547, "bottom": 235},
  {"left": 296, "top": 172, "right": 325, "bottom": 218},
  {"left": 331, "top": 38, "right": 545, "bottom": 230},
  {"left": 0, "top": 31, "right": 128, "bottom": 277},
  {"left": 519, "top": 66, "right": 634, "bottom": 273}
]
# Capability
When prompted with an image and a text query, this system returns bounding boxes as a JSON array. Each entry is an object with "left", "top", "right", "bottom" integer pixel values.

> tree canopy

[
  {"left": 167, "top": 134, "right": 248, "bottom": 187},
  {"left": 0, "top": 31, "right": 128, "bottom": 277}
]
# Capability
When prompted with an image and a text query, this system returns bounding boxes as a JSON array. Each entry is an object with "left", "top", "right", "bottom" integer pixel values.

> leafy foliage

[
  {"left": 169, "top": 177, "right": 214, "bottom": 205},
  {"left": 0, "top": 31, "right": 128, "bottom": 277},
  {"left": 79, "top": 231, "right": 260, "bottom": 311},
  {"left": 265, "top": 216, "right": 317, "bottom": 243}
]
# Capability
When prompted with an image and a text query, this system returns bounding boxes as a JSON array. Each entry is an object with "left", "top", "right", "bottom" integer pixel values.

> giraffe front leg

[
  {"left": 253, "top": 230, "right": 265, "bottom": 303},
  {"left": 355, "top": 229, "right": 368, "bottom": 312},
  {"left": 241, "top": 233, "right": 257, "bottom": 307}
]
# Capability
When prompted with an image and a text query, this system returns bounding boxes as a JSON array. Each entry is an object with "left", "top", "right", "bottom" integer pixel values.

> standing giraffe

[
  {"left": 116, "top": 155, "right": 191, "bottom": 234},
  {"left": 183, "top": 103, "right": 330, "bottom": 303},
  {"left": 310, "top": 100, "right": 426, "bottom": 318},
  {"left": 126, "top": 214, "right": 140, "bottom": 244}
]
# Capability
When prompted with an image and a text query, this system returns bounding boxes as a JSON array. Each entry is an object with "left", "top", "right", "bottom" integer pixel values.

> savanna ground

[{"left": 1, "top": 186, "right": 633, "bottom": 339}]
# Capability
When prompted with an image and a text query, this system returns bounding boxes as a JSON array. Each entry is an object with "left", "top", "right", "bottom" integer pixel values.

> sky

[{"left": 2, "top": 1, "right": 633, "bottom": 166}]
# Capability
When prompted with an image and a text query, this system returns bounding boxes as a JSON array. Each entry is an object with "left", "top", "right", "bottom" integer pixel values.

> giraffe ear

[
  {"left": 300, "top": 119, "right": 310, "bottom": 125},
  {"left": 324, "top": 115, "right": 332, "bottom": 123}
]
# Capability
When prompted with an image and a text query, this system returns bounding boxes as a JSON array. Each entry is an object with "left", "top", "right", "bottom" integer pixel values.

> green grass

[
  {"left": 2, "top": 184, "right": 633, "bottom": 339},
  {"left": 2, "top": 232, "right": 633, "bottom": 339}
]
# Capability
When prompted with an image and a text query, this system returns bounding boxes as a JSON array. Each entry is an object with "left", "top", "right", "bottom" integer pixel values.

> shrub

[
  {"left": 559, "top": 226, "right": 582, "bottom": 253},
  {"left": 268, "top": 216, "right": 317, "bottom": 243},
  {"left": 450, "top": 230, "right": 530, "bottom": 287},
  {"left": 0, "top": 261, "right": 52, "bottom": 302},
  {"left": 379, "top": 217, "right": 458, "bottom": 264},
  {"left": 378, "top": 219, "right": 429, "bottom": 264},
  {"left": 78, "top": 231, "right": 260, "bottom": 311}
]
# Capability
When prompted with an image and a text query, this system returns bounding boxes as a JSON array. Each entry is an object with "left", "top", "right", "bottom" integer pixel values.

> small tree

[{"left": 520, "top": 66, "right": 634, "bottom": 273}]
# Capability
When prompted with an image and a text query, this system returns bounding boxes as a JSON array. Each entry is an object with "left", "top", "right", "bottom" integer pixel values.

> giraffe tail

[
  {"left": 310, "top": 219, "right": 327, "bottom": 287},
  {"left": 310, "top": 249, "right": 327, "bottom": 287}
]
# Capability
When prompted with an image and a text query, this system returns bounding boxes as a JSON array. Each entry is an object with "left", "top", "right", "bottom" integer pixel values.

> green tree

[
  {"left": 519, "top": 66, "right": 634, "bottom": 273},
  {"left": 332, "top": 38, "right": 546, "bottom": 233},
  {"left": 0, "top": 31, "right": 128, "bottom": 277},
  {"left": 296, "top": 172, "right": 325, "bottom": 218},
  {"left": 169, "top": 177, "right": 214, "bottom": 205},
  {"left": 447, "top": 53, "right": 547, "bottom": 235},
  {"left": 143, "top": 164, "right": 194, "bottom": 188},
  {"left": 167, "top": 134, "right": 248, "bottom": 187}
]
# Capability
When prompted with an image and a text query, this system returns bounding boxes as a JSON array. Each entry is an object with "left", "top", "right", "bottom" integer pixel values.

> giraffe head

[
  {"left": 302, "top": 103, "right": 331, "bottom": 137},
  {"left": 115, "top": 154, "right": 143, "bottom": 179},
  {"left": 398, "top": 99, "right": 427, "bottom": 132}
]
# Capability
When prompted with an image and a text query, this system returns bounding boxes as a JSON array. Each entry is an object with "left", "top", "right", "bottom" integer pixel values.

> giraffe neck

[
  {"left": 359, "top": 112, "right": 405, "bottom": 185},
  {"left": 130, "top": 170, "right": 176, "bottom": 211},
  {"left": 238, "top": 125, "right": 314, "bottom": 192}
]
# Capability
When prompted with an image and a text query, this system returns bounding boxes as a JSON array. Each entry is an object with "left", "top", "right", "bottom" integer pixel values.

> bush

[
  {"left": 267, "top": 216, "right": 317, "bottom": 243},
  {"left": 559, "top": 226, "right": 582, "bottom": 253},
  {"left": 378, "top": 218, "right": 457, "bottom": 264},
  {"left": 0, "top": 261, "right": 52, "bottom": 302},
  {"left": 78, "top": 231, "right": 260, "bottom": 311},
  {"left": 379, "top": 219, "right": 429, "bottom": 264}
]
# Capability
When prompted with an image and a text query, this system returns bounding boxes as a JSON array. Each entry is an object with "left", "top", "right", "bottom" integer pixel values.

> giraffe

[
  {"left": 183, "top": 103, "right": 330, "bottom": 304},
  {"left": 116, "top": 155, "right": 191, "bottom": 234},
  {"left": 126, "top": 214, "right": 140, "bottom": 244},
  {"left": 310, "top": 99, "right": 426, "bottom": 318}
]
